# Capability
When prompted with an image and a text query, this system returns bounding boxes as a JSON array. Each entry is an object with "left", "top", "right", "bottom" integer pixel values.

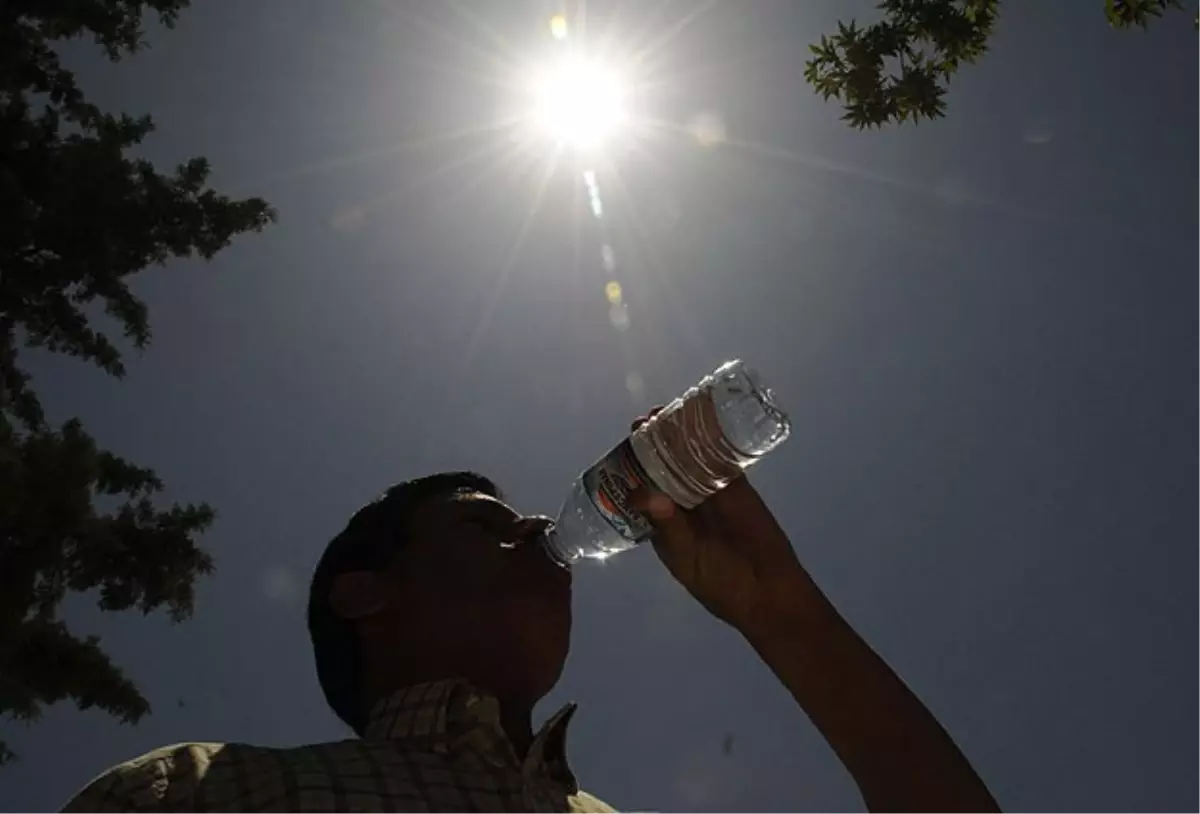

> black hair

[{"left": 306, "top": 471, "right": 500, "bottom": 735}]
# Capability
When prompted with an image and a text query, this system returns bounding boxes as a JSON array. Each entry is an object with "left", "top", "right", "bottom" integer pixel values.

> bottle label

[{"left": 582, "top": 438, "right": 655, "bottom": 542}]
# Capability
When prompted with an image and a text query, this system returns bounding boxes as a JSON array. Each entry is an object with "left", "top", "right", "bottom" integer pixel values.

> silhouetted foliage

[
  {"left": 0, "top": 0, "right": 275, "bottom": 763},
  {"left": 806, "top": 0, "right": 1194, "bottom": 129}
]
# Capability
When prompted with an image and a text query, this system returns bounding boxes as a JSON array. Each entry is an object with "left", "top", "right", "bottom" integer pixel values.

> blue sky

[{"left": 2, "top": 1, "right": 1196, "bottom": 811}]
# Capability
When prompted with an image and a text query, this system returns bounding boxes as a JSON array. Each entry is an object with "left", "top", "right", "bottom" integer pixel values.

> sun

[{"left": 529, "top": 56, "right": 627, "bottom": 151}]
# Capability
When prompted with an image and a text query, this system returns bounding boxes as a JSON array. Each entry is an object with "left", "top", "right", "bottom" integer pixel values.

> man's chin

[
  {"left": 491, "top": 652, "right": 568, "bottom": 706},
  {"left": 524, "top": 633, "right": 571, "bottom": 700}
]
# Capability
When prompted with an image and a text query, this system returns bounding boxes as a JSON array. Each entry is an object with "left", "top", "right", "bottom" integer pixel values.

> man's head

[{"left": 306, "top": 472, "right": 572, "bottom": 735}]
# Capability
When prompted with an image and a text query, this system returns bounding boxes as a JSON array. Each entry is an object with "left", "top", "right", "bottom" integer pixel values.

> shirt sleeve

[
  {"left": 60, "top": 743, "right": 211, "bottom": 812},
  {"left": 60, "top": 764, "right": 133, "bottom": 813}
]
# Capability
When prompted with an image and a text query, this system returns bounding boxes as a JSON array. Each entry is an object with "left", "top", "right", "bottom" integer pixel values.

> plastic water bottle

[{"left": 542, "top": 360, "right": 790, "bottom": 566}]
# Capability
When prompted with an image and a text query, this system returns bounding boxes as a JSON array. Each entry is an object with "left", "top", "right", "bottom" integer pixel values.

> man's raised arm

[{"left": 632, "top": 455, "right": 999, "bottom": 813}]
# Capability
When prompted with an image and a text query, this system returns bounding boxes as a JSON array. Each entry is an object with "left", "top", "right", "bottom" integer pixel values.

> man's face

[{"left": 381, "top": 490, "right": 573, "bottom": 700}]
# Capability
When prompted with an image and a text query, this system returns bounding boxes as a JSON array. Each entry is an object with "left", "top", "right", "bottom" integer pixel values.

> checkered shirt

[{"left": 60, "top": 679, "right": 615, "bottom": 812}]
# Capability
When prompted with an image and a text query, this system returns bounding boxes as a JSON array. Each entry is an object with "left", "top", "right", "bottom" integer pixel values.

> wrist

[{"left": 735, "top": 575, "right": 842, "bottom": 651}]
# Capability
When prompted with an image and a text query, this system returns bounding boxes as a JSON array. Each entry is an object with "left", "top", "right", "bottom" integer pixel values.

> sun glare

[{"left": 530, "top": 57, "right": 626, "bottom": 151}]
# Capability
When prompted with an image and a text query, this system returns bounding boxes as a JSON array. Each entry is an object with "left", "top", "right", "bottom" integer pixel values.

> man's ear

[{"left": 328, "top": 571, "right": 389, "bottom": 620}]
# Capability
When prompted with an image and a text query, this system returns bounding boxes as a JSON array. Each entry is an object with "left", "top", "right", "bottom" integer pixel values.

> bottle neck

[{"left": 538, "top": 528, "right": 575, "bottom": 568}]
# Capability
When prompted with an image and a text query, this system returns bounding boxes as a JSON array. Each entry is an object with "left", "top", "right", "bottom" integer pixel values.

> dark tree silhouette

[
  {"left": 0, "top": 0, "right": 275, "bottom": 763},
  {"left": 806, "top": 0, "right": 1193, "bottom": 129}
]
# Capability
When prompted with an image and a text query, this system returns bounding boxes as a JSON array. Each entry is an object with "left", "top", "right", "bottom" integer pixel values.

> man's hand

[
  {"left": 630, "top": 408, "right": 1001, "bottom": 813},
  {"left": 629, "top": 409, "right": 819, "bottom": 639}
]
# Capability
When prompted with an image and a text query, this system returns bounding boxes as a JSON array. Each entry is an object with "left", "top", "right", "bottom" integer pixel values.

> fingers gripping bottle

[{"left": 542, "top": 360, "right": 791, "bottom": 566}]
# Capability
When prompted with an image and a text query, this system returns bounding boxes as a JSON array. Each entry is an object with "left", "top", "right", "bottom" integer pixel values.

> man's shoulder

[
  {"left": 60, "top": 739, "right": 358, "bottom": 812},
  {"left": 570, "top": 789, "right": 619, "bottom": 813},
  {"left": 63, "top": 738, "right": 620, "bottom": 812}
]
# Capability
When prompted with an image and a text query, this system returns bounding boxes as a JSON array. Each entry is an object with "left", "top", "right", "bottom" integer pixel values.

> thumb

[{"left": 631, "top": 486, "right": 692, "bottom": 548}]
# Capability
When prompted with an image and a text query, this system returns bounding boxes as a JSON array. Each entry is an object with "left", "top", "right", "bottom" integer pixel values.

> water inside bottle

[
  {"left": 543, "top": 359, "right": 790, "bottom": 566},
  {"left": 630, "top": 360, "right": 790, "bottom": 509}
]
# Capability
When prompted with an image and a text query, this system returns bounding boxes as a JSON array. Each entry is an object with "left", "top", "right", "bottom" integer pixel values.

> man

[{"left": 63, "top": 413, "right": 1000, "bottom": 812}]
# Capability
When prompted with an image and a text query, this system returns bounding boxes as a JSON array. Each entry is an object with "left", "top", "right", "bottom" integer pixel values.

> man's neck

[{"left": 497, "top": 698, "right": 535, "bottom": 759}]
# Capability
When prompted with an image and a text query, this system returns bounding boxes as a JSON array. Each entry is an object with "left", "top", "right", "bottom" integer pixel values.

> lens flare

[{"left": 549, "top": 14, "right": 568, "bottom": 40}]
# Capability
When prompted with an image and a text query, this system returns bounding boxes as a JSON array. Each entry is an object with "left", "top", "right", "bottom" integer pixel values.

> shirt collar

[{"left": 363, "top": 678, "right": 580, "bottom": 792}]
